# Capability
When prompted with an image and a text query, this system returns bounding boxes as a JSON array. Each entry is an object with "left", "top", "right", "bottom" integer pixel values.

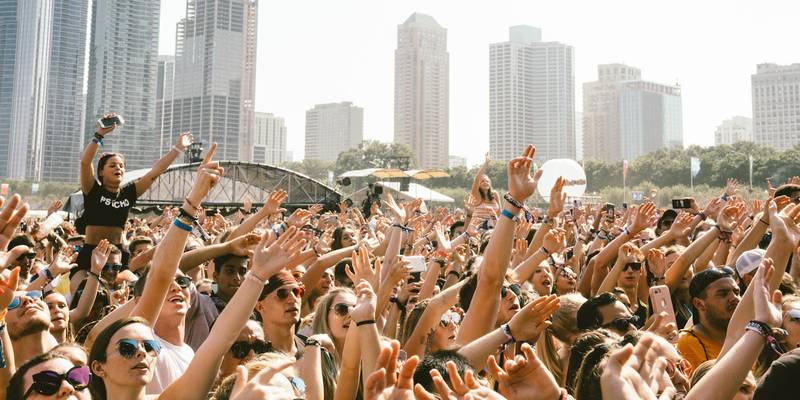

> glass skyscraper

[{"left": 85, "top": 0, "right": 160, "bottom": 171}]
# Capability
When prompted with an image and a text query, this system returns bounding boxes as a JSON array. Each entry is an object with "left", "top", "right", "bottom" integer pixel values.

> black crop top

[{"left": 81, "top": 181, "right": 137, "bottom": 228}]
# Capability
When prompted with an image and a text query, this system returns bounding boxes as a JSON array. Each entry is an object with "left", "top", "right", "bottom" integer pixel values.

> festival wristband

[{"left": 173, "top": 218, "right": 193, "bottom": 232}]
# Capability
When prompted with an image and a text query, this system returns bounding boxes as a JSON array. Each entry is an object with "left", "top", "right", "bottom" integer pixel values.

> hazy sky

[{"left": 159, "top": 0, "right": 800, "bottom": 167}]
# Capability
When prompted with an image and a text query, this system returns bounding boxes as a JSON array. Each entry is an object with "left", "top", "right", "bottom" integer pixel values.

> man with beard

[
  {"left": 6, "top": 289, "right": 59, "bottom": 365},
  {"left": 677, "top": 267, "right": 741, "bottom": 370}
]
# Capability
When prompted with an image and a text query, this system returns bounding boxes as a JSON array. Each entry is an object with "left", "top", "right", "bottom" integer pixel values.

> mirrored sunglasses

[
  {"left": 117, "top": 338, "right": 162, "bottom": 358},
  {"left": 8, "top": 290, "right": 43, "bottom": 310},
  {"left": 440, "top": 312, "right": 461, "bottom": 327},
  {"left": 23, "top": 365, "right": 91, "bottom": 397},
  {"left": 332, "top": 302, "right": 354, "bottom": 317}
]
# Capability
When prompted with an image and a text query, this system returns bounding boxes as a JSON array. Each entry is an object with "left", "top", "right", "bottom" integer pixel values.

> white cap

[{"left": 736, "top": 249, "right": 765, "bottom": 276}]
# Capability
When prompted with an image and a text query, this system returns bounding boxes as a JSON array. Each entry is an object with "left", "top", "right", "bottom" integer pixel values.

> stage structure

[{"left": 65, "top": 162, "right": 342, "bottom": 217}]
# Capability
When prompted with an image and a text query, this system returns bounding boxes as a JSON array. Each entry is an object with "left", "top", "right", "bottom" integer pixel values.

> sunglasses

[
  {"left": 22, "top": 365, "right": 91, "bottom": 397},
  {"left": 501, "top": 284, "right": 521, "bottom": 298},
  {"left": 230, "top": 339, "right": 270, "bottom": 359},
  {"left": 174, "top": 276, "right": 192, "bottom": 289},
  {"left": 20, "top": 252, "right": 36, "bottom": 260},
  {"left": 8, "top": 290, "right": 43, "bottom": 310},
  {"left": 602, "top": 315, "right": 640, "bottom": 332},
  {"left": 440, "top": 312, "right": 461, "bottom": 327},
  {"left": 559, "top": 268, "right": 577, "bottom": 280},
  {"left": 276, "top": 286, "right": 304, "bottom": 300},
  {"left": 787, "top": 309, "right": 800, "bottom": 322},
  {"left": 332, "top": 302, "right": 355, "bottom": 317},
  {"left": 117, "top": 338, "right": 162, "bottom": 358},
  {"left": 623, "top": 262, "right": 642, "bottom": 272},
  {"left": 103, "top": 263, "right": 123, "bottom": 272}
]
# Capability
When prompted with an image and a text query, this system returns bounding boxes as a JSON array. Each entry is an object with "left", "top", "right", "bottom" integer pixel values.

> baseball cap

[
  {"left": 689, "top": 267, "right": 735, "bottom": 299},
  {"left": 735, "top": 249, "right": 765, "bottom": 277},
  {"left": 657, "top": 209, "right": 678, "bottom": 229}
]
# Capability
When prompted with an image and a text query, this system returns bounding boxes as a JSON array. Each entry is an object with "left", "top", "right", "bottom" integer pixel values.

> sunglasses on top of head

[
  {"left": 230, "top": 339, "right": 270, "bottom": 359},
  {"left": 8, "top": 290, "right": 43, "bottom": 311},
  {"left": 117, "top": 338, "right": 162, "bottom": 358},
  {"left": 22, "top": 365, "right": 91, "bottom": 398}
]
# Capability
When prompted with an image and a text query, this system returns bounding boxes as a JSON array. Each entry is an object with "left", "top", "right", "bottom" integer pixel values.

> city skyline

[{"left": 158, "top": 0, "right": 800, "bottom": 167}]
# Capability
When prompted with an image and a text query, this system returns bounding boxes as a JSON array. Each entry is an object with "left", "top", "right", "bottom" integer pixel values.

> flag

[
  {"left": 690, "top": 157, "right": 701, "bottom": 178},
  {"left": 622, "top": 160, "right": 629, "bottom": 183}
]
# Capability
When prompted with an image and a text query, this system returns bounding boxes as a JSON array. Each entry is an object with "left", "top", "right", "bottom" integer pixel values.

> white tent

[{"left": 348, "top": 181, "right": 454, "bottom": 205}]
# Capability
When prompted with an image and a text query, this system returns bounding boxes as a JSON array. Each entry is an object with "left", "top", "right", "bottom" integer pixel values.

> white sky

[{"left": 159, "top": 0, "right": 800, "bottom": 167}]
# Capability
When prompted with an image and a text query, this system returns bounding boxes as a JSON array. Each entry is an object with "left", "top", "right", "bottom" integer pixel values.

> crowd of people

[{"left": 0, "top": 118, "right": 798, "bottom": 399}]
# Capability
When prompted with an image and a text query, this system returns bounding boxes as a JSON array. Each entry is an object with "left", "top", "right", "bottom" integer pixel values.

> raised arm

[
  {"left": 177, "top": 233, "right": 259, "bottom": 273},
  {"left": 0, "top": 268, "right": 20, "bottom": 398},
  {"left": 404, "top": 280, "right": 466, "bottom": 358},
  {"left": 351, "top": 280, "right": 381, "bottom": 388},
  {"left": 598, "top": 243, "right": 642, "bottom": 295},
  {"left": 70, "top": 241, "right": 110, "bottom": 326},
  {"left": 514, "top": 229, "right": 564, "bottom": 283},
  {"left": 131, "top": 144, "right": 222, "bottom": 324},
  {"left": 687, "top": 260, "right": 782, "bottom": 400},
  {"left": 228, "top": 190, "right": 288, "bottom": 241},
  {"left": 470, "top": 152, "right": 491, "bottom": 198},
  {"left": 135, "top": 132, "right": 192, "bottom": 196},
  {"left": 591, "top": 203, "right": 656, "bottom": 292},
  {"left": 81, "top": 116, "right": 118, "bottom": 193},
  {"left": 457, "top": 145, "right": 541, "bottom": 345},
  {"left": 160, "top": 225, "right": 306, "bottom": 400}
]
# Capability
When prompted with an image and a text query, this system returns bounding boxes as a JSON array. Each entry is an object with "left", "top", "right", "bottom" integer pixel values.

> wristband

[
  {"left": 391, "top": 223, "right": 414, "bottom": 233},
  {"left": 178, "top": 207, "right": 198, "bottom": 222},
  {"left": 173, "top": 218, "right": 193, "bottom": 232},
  {"left": 91, "top": 137, "right": 103, "bottom": 146},
  {"left": 87, "top": 270, "right": 101, "bottom": 281},
  {"left": 503, "top": 192, "right": 526, "bottom": 210},
  {"left": 500, "top": 209, "right": 515, "bottom": 220},
  {"left": 746, "top": 320, "right": 784, "bottom": 356},
  {"left": 721, "top": 193, "right": 729, "bottom": 201},
  {"left": 697, "top": 212, "right": 707, "bottom": 221},
  {"left": 623, "top": 227, "right": 631, "bottom": 236},
  {"left": 305, "top": 338, "right": 321, "bottom": 347},
  {"left": 356, "top": 319, "right": 376, "bottom": 326},
  {"left": 759, "top": 218, "right": 769, "bottom": 226},
  {"left": 184, "top": 197, "right": 201, "bottom": 212},
  {"left": 447, "top": 270, "right": 461, "bottom": 280},
  {"left": 245, "top": 272, "right": 267, "bottom": 286},
  {"left": 172, "top": 146, "right": 183, "bottom": 153},
  {"left": 540, "top": 246, "right": 551, "bottom": 255}
]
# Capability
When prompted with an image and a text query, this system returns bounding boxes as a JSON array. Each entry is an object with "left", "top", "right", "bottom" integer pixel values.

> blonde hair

[
  {"left": 310, "top": 288, "right": 354, "bottom": 339},
  {"left": 536, "top": 293, "right": 587, "bottom": 385}
]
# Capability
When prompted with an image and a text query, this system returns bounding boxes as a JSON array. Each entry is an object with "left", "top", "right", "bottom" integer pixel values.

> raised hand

[
  {"left": 542, "top": 228, "right": 566, "bottom": 254},
  {"left": 0, "top": 268, "right": 20, "bottom": 311},
  {"left": 364, "top": 341, "right": 418, "bottom": 400},
  {"left": 175, "top": 131, "right": 193, "bottom": 151},
  {"left": 46, "top": 199, "right": 63, "bottom": 217},
  {"left": 507, "top": 145, "right": 541, "bottom": 203},
  {"left": 417, "top": 361, "right": 505, "bottom": 400},
  {"left": 230, "top": 358, "right": 296, "bottom": 400},
  {"left": 433, "top": 222, "right": 452, "bottom": 253},
  {"left": 187, "top": 143, "right": 224, "bottom": 208},
  {"left": 618, "top": 242, "right": 643, "bottom": 264},
  {"left": 0, "top": 194, "right": 29, "bottom": 250},
  {"left": 259, "top": 189, "right": 288, "bottom": 216},
  {"left": 767, "top": 179, "right": 776, "bottom": 197},
  {"left": 601, "top": 335, "right": 676, "bottom": 400},
  {"left": 347, "top": 244, "right": 381, "bottom": 291},
  {"left": 752, "top": 258, "right": 783, "bottom": 327},
  {"left": 717, "top": 203, "right": 743, "bottom": 232},
  {"left": 90, "top": 239, "right": 112, "bottom": 275},
  {"left": 286, "top": 208, "right": 313, "bottom": 228},
  {"left": 547, "top": 177, "right": 566, "bottom": 219},
  {"left": 725, "top": 178, "right": 738, "bottom": 198},
  {"left": 646, "top": 249, "right": 666, "bottom": 278},
  {"left": 227, "top": 233, "right": 260, "bottom": 257},
  {"left": 251, "top": 226, "right": 307, "bottom": 280},
  {"left": 382, "top": 193, "right": 406, "bottom": 224},
  {"left": 702, "top": 197, "right": 723, "bottom": 220},
  {"left": 49, "top": 251, "right": 73, "bottom": 276},
  {"left": 96, "top": 113, "right": 119, "bottom": 136},
  {"left": 507, "top": 294, "right": 560, "bottom": 342},
  {"left": 351, "top": 279, "right": 377, "bottom": 323},
  {"left": 666, "top": 212, "right": 693, "bottom": 240},
  {"left": 0, "top": 245, "right": 31, "bottom": 271},
  {"left": 629, "top": 202, "right": 656, "bottom": 234},
  {"left": 486, "top": 343, "right": 561, "bottom": 400}
]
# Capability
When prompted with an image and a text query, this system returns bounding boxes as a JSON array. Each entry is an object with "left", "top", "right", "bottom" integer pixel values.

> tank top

[{"left": 80, "top": 180, "right": 137, "bottom": 229}]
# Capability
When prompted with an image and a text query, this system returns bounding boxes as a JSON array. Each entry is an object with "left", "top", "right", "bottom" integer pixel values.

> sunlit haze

[{"left": 160, "top": 0, "right": 800, "bottom": 166}]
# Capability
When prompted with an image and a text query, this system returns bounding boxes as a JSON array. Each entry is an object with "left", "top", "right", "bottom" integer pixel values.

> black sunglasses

[
  {"left": 230, "top": 339, "right": 270, "bottom": 359},
  {"left": 277, "top": 286, "right": 304, "bottom": 300},
  {"left": 103, "top": 263, "right": 123, "bottom": 272},
  {"left": 603, "top": 315, "right": 640, "bottom": 331},
  {"left": 623, "top": 262, "right": 642, "bottom": 272},
  {"left": 501, "top": 284, "right": 521, "bottom": 298},
  {"left": 174, "top": 276, "right": 192, "bottom": 289},
  {"left": 332, "top": 302, "right": 354, "bottom": 317},
  {"left": 117, "top": 338, "right": 162, "bottom": 358},
  {"left": 22, "top": 365, "right": 91, "bottom": 397}
]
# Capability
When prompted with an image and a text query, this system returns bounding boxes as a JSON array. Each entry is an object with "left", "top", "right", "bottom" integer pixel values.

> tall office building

[
  {"left": 0, "top": 1, "right": 15, "bottom": 178},
  {"left": 4, "top": 0, "right": 52, "bottom": 180},
  {"left": 489, "top": 25, "right": 575, "bottom": 163},
  {"left": 42, "top": 0, "right": 90, "bottom": 182},
  {"left": 163, "top": 0, "right": 258, "bottom": 162},
  {"left": 752, "top": 63, "right": 800, "bottom": 150},
  {"left": 85, "top": 0, "right": 160, "bottom": 170},
  {"left": 715, "top": 116, "right": 753, "bottom": 146},
  {"left": 394, "top": 13, "right": 449, "bottom": 169},
  {"left": 253, "top": 112, "right": 287, "bottom": 165},
  {"left": 583, "top": 64, "right": 682, "bottom": 162},
  {"left": 155, "top": 56, "right": 176, "bottom": 155},
  {"left": 304, "top": 102, "right": 363, "bottom": 162}
]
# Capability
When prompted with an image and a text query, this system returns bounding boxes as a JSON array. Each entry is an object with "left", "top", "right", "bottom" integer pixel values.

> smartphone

[
  {"left": 649, "top": 285, "right": 678, "bottom": 339},
  {"left": 405, "top": 255, "right": 427, "bottom": 273},
  {"left": 97, "top": 115, "right": 124, "bottom": 128},
  {"left": 301, "top": 224, "right": 323, "bottom": 237},
  {"left": 409, "top": 272, "right": 422, "bottom": 284},
  {"left": 603, "top": 203, "right": 615, "bottom": 220},
  {"left": 671, "top": 198, "right": 692, "bottom": 209}
]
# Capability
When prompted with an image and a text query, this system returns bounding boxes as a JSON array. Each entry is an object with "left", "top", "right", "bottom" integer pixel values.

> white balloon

[{"left": 536, "top": 159, "right": 587, "bottom": 200}]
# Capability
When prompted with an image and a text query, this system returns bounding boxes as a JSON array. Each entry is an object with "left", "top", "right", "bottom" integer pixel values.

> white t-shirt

[{"left": 145, "top": 334, "right": 195, "bottom": 394}]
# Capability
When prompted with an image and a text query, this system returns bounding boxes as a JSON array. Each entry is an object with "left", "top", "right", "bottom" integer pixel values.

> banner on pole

[
  {"left": 690, "top": 157, "right": 701, "bottom": 178},
  {"left": 622, "top": 160, "right": 629, "bottom": 182}
]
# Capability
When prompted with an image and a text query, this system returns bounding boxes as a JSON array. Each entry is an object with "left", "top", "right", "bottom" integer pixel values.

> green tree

[
  {"left": 281, "top": 159, "right": 334, "bottom": 182},
  {"left": 334, "top": 141, "right": 416, "bottom": 175}
]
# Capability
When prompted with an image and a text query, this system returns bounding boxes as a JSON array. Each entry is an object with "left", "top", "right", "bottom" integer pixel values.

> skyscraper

[
  {"left": 489, "top": 25, "right": 574, "bottom": 163},
  {"left": 42, "top": 0, "right": 90, "bottom": 182},
  {"left": 583, "top": 64, "right": 682, "bottom": 162},
  {"left": 394, "top": 13, "right": 449, "bottom": 169},
  {"left": 752, "top": 63, "right": 800, "bottom": 150},
  {"left": 5, "top": 0, "right": 52, "bottom": 180},
  {"left": 0, "top": 1, "right": 16, "bottom": 178},
  {"left": 164, "top": 0, "right": 258, "bottom": 162},
  {"left": 155, "top": 55, "right": 176, "bottom": 155},
  {"left": 254, "top": 112, "right": 287, "bottom": 165},
  {"left": 85, "top": 0, "right": 160, "bottom": 171},
  {"left": 304, "top": 102, "right": 363, "bottom": 162},
  {"left": 714, "top": 116, "right": 753, "bottom": 146}
]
